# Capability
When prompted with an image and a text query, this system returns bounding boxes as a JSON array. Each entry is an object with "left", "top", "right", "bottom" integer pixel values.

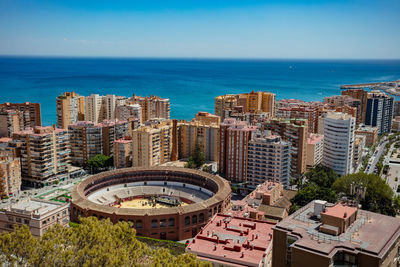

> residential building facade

[
  {"left": 322, "top": 112, "right": 355, "bottom": 176},
  {"left": 306, "top": 133, "right": 324, "bottom": 170},
  {"left": 264, "top": 118, "right": 308, "bottom": 177},
  {"left": 365, "top": 90, "right": 394, "bottom": 134},
  {"left": 56, "top": 92, "right": 85, "bottom": 129},
  {"left": 12, "top": 126, "right": 71, "bottom": 187},
  {"left": 219, "top": 119, "right": 258, "bottom": 183},
  {"left": 0, "top": 199, "right": 69, "bottom": 237},
  {"left": 246, "top": 131, "right": 291, "bottom": 189},
  {"left": 0, "top": 157, "right": 21, "bottom": 197}
]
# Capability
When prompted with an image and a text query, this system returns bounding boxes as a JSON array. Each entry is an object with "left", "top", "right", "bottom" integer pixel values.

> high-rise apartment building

[
  {"left": 0, "top": 157, "right": 21, "bottom": 197},
  {"left": 0, "top": 109, "right": 21, "bottom": 137},
  {"left": 264, "top": 118, "right": 308, "bottom": 177},
  {"left": 113, "top": 136, "right": 132, "bottom": 169},
  {"left": 324, "top": 95, "right": 361, "bottom": 124},
  {"left": 178, "top": 112, "right": 220, "bottom": 162},
  {"left": 0, "top": 102, "right": 41, "bottom": 129},
  {"left": 68, "top": 121, "right": 102, "bottom": 166},
  {"left": 215, "top": 91, "right": 275, "bottom": 121},
  {"left": 116, "top": 104, "right": 142, "bottom": 125},
  {"left": 341, "top": 88, "right": 369, "bottom": 122},
  {"left": 85, "top": 94, "right": 118, "bottom": 123},
  {"left": 85, "top": 94, "right": 103, "bottom": 123},
  {"left": 12, "top": 126, "right": 70, "bottom": 187},
  {"left": 272, "top": 200, "right": 400, "bottom": 267},
  {"left": 215, "top": 94, "right": 238, "bottom": 121},
  {"left": 101, "top": 120, "right": 130, "bottom": 156},
  {"left": 68, "top": 120, "right": 129, "bottom": 166},
  {"left": 127, "top": 95, "right": 170, "bottom": 123},
  {"left": 322, "top": 112, "right": 355, "bottom": 176},
  {"left": 219, "top": 119, "right": 258, "bottom": 183},
  {"left": 306, "top": 133, "right": 324, "bottom": 170},
  {"left": 365, "top": 90, "right": 394, "bottom": 134},
  {"left": 276, "top": 106, "right": 320, "bottom": 133},
  {"left": 132, "top": 120, "right": 174, "bottom": 167},
  {"left": 246, "top": 131, "right": 291, "bottom": 189},
  {"left": 195, "top": 111, "right": 220, "bottom": 125},
  {"left": 56, "top": 92, "right": 85, "bottom": 129}
]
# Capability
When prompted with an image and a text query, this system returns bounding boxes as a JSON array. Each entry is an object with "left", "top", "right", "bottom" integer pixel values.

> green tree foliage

[
  {"left": 0, "top": 217, "right": 209, "bottom": 267},
  {"left": 333, "top": 173, "right": 396, "bottom": 216},
  {"left": 290, "top": 165, "right": 339, "bottom": 213},
  {"left": 87, "top": 154, "right": 113, "bottom": 173},
  {"left": 185, "top": 142, "right": 205, "bottom": 169}
]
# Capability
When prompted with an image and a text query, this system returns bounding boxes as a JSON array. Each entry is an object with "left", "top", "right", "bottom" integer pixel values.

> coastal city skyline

[{"left": 1, "top": 1, "right": 400, "bottom": 266}]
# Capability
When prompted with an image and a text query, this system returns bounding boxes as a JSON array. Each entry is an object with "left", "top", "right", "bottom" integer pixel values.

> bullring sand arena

[{"left": 71, "top": 167, "right": 231, "bottom": 240}]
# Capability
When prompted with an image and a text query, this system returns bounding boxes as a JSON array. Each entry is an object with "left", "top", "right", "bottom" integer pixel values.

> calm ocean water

[{"left": 0, "top": 57, "right": 399, "bottom": 126}]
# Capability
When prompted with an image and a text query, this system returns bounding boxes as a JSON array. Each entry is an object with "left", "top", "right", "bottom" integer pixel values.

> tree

[
  {"left": 0, "top": 217, "right": 209, "bottom": 266},
  {"left": 193, "top": 142, "right": 205, "bottom": 168},
  {"left": 87, "top": 154, "right": 113, "bottom": 173},
  {"left": 184, "top": 142, "right": 205, "bottom": 169},
  {"left": 290, "top": 165, "right": 339, "bottom": 213},
  {"left": 333, "top": 172, "right": 396, "bottom": 216}
]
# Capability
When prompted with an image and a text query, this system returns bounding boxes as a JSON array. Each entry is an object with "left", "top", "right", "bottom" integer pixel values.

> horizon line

[{"left": 1, "top": 54, "right": 400, "bottom": 61}]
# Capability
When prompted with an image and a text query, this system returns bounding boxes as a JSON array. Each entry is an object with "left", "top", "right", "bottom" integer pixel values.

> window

[
  {"left": 160, "top": 219, "right": 166, "bottom": 227},
  {"left": 136, "top": 220, "right": 143, "bottom": 228},
  {"left": 199, "top": 213, "right": 204, "bottom": 223},
  {"left": 8, "top": 216, "right": 13, "bottom": 222},
  {"left": 168, "top": 218, "right": 175, "bottom": 227},
  {"left": 16, "top": 217, "right": 22, "bottom": 223},
  {"left": 24, "top": 219, "right": 30, "bottom": 224},
  {"left": 151, "top": 219, "right": 158, "bottom": 228},
  {"left": 192, "top": 215, "right": 197, "bottom": 224},
  {"left": 184, "top": 216, "right": 190, "bottom": 226}
]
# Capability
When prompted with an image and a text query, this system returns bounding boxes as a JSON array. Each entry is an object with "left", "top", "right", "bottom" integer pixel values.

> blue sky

[{"left": 0, "top": 0, "right": 399, "bottom": 59}]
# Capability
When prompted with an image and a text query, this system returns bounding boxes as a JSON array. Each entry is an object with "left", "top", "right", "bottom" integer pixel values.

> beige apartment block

[
  {"left": 0, "top": 102, "right": 41, "bottom": 129},
  {"left": 68, "top": 120, "right": 129, "bottom": 166},
  {"left": 56, "top": 91, "right": 85, "bottom": 129},
  {"left": 116, "top": 103, "right": 142, "bottom": 125},
  {"left": 113, "top": 136, "right": 132, "bottom": 168},
  {"left": 306, "top": 133, "right": 324, "bottom": 170},
  {"left": 215, "top": 91, "right": 275, "bottom": 121},
  {"left": 12, "top": 126, "right": 70, "bottom": 187},
  {"left": 132, "top": 120, "right": 175, "bottom": 167},
  {"left": 178, "top": 113, "right": 220, "bottom": 162},
  {"left": 127, "top": 95, "right": 170, "bottom": 123},
  {"left": 0, "top": 157, "right": 21, "bottom": 197},
  {"left": 0, "top": 109, "right": 21, "bottom": 137},
  {"left": 264, "top": 118, "right": 308, "bottom": 177},
  {"left": 0, "top": 199, "right": 69, "bottom": 237}
]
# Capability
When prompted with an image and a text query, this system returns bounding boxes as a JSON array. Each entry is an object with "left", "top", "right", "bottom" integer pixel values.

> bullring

[{"left": 70, "top": 166, "right": 232, "bottom": 240}]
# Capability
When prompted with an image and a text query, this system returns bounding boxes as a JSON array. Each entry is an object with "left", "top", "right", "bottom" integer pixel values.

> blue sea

[{"left": 0, "top": 57, "right": 399, "bottom": 126}]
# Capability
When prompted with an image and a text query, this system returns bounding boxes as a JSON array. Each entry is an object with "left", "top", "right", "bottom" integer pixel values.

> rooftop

[
  {"left": 4, "top": 199, "right": 66, "bottom": 217},
  {"left": 322, "top": 202, "right": 357, "bottom": 219},
  {"left": 186, "top": 214, "right": 275, "bottom": 267},
  {"left": 307, "top": 133, "right": 324, "bottom": 145},
  {"left": 274, "top": 200, "right": 400, "bottom": 259}
]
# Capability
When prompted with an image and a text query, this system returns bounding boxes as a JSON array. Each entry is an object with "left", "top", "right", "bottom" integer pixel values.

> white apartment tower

[
  {"left": 246, "top": 131, "right": 291, "bottom": 189},
  {"left": 322, "top": 112, "right": 355, "bottom": 176}
]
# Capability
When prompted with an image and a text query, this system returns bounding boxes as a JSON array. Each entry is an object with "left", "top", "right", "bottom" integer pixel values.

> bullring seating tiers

[{"left": 88, "top": 184, "right": 212, "bottom": 206}]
